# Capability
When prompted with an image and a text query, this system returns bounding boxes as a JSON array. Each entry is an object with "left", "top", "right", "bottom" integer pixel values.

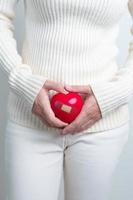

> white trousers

[{"left": 4, "top": 119, "right": 130, "bottom": 200}]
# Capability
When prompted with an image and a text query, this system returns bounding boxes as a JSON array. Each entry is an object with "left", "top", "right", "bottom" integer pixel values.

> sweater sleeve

[
  {"left": 0, "top": 0, "right": 48, "bottom": 111},
  {"left": 89, "top": 0, "right": 133, "bottom": 118}
]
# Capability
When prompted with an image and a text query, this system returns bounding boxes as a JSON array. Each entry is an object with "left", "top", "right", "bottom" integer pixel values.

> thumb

[{"left": 64, "top": 84, "right": 91, "bottom": 94}]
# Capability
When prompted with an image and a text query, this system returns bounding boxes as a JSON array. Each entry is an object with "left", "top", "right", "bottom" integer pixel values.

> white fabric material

[
  {"left": 0, "top": 0, "right": 133, "bottom": 132},
  {"left": 5, "top": 119, "right": 129, "bottom": 200}
]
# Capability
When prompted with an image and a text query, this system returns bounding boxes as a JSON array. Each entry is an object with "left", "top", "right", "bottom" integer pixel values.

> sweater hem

[{"left": 6, "top": 90, "right": 130, "bottom": 134}]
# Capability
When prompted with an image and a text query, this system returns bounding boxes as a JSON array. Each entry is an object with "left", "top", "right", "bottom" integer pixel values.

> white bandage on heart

[{"left": 61, "top": 104, "right": 72, "bottom": 113}]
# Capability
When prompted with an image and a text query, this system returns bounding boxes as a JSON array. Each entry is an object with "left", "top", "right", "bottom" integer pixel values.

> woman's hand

[
  {"left": 32, "top": 80, "right": 69, "bottom": 128},
  {"left": 59, "top": 84, "right": 102, "bottom": 135}
]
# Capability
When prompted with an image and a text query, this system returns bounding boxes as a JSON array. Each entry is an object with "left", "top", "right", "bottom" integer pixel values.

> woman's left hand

[{"left": 59, "top": 84, "right": 102, "bottom": 135}]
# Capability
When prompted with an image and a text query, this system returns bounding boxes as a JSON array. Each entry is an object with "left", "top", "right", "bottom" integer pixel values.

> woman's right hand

[{"left": 31, "top": 80, "right": 69, "bottom": 128}]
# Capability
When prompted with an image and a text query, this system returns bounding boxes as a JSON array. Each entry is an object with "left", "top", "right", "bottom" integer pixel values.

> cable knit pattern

[{"left": 0, "top": 0, "right": 132, "bottom": 134}]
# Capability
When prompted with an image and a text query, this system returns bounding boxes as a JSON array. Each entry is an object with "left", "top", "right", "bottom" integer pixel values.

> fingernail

[{"left": 63, "top": 90, "right": 69, "bottom": 94}]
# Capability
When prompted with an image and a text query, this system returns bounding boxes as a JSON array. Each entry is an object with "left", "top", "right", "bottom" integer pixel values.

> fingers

[
  {"left": 34, "top": 80, "right": 95, "bottom": 130},
  {"left": 44, "top": 82, "right": 68, "bottom": 127},
  {"left": 37, "top": 112, "right": 52, "bottom": 127},
  {"left": 42, "top": 92, "right": 68, "bottom": 128},
  {"left": 45, "top": 112, "right": 68, "bottom": 128},
  {"left": 60, "top": 108, "right": 87, "bottom": 135},
  {"left": 42, "top": 105, "right": 68, "bottom": 128},
  {"left": 79, "top": 119, "right": 94, "bottom": 131},
  {"left": 60, "top": 118, "right": 94, "bottom": 135},
  {"left": 44, "top": 80, "right": 68, "bottom": 94},
  {"left": 32, "top": 89, "right": 68, "bottom": 128},
  {"left": 37, "top": 107, "right": 68, "bottom": 128},
  {"left": 64, "top": 84, "right": 92, "bottom": 94}
]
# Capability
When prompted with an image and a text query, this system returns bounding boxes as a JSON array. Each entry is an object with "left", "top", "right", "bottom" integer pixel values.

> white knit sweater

[{"left": 0, "top": 0, "right": 133, "bottom": 134}]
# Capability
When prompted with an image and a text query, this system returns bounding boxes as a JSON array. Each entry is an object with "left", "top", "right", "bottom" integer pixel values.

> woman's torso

[
  {"left": 22, "top": 0, "right": 128, "bottom": 85},
  {"left": 7, "top": 0, "right": 130, "bottom": 133}
]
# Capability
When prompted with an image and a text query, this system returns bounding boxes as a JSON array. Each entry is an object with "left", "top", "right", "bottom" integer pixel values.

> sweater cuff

[
  {"left": 89, "top": 80, "right": 131, "bottom": 118},
  {"left": 19, "top": 75, "right": 48, "bottom": 111},
  {"left": 8, "top": 64, "right": 48, "bottom": 111}
]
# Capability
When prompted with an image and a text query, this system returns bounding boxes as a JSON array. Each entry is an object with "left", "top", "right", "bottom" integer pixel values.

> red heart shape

[{"left": 50, "top": 92, "right": 84, "bottom": 123}]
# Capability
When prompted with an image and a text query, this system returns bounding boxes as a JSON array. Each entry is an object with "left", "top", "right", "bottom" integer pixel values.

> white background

[{"left": 0, "top": 1, "right": 133, "bottom": 199}]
